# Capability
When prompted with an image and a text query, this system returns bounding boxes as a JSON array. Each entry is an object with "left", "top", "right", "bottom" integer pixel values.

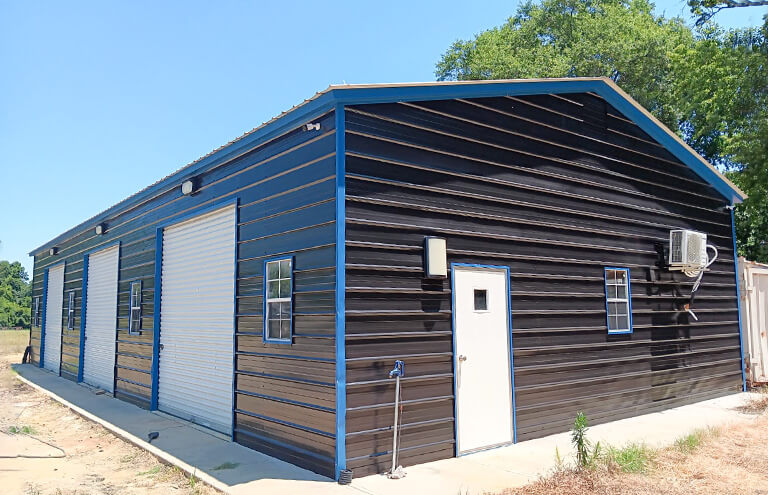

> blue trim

[
  {"left": 78, "top": 255, "right": 89, "bottom": 381},
  {"left": 262, "top": 255, "right": 295, "bottom": 345},
  {"left": 30, "top": 78, "right": 743, "bottom": 258},
  {"left": 450, "top": 263, "right": 517, "bottom": 454},
  {"left": 39, "top": 269, "right": 49, "bottom": 368},
  {"left": 150, "top": 199, "right": 239, "bottom": 411},
  {"left": 603, "top": 267, "right": 634, "bottom": 335},
  {"left": 334, "top": 104, "right": 347, "bottom": 480},
  {"left": 231, "top": 197, "right": 240, "bottom": 440},
  {"left": 731, "top": 209, "right": 747, "bottom": 391},
  {"left": 150, "top": 229, "right": 163, "bottom": 411}
]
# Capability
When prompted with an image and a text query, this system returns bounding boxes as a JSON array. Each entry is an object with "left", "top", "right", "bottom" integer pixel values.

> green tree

[
  {"left": 0, "top": 261, "right": 32, "bottom": 328},
  {"left": 435, "top": 0, "right": 693, "bottom": 129},
  {"left": 436, "top": 0, "right": 768, "bottom": 261}
]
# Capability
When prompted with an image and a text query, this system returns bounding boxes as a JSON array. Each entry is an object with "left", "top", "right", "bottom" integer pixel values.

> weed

[
  {"left": 675, "top": 430, "right": 704, "bottom": 453},
  {"left": 137, "top": 465, "right": 162, "bottom": 477},
  {"left": 212, "top": 461, "right": 240, "bottom": 471},
  {"left": 604, "top": 443, "right": 654, "bottom": 473},
  {"left": 189, "top": 472, "right": 198, "bottom": 490},
  {"left": 554, "top": 447, "right": 564, "bottom": 471},
  {"left": 571, "top": 412, "right": 601, "bottom": 470},
  {"left": 8, "top": 425, "right": 36, "bottom": 435}
]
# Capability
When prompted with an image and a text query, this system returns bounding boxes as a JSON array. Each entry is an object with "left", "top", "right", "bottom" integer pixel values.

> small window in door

[{"left": 474, "top": 289, "right": 488, "bottom": 311}]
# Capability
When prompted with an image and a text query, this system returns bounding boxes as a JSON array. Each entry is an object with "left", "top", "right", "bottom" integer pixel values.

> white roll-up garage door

[
  {"left": 158, "top": 204, "right": 236, "bottom": 434},
  {"left": 82, "top": 245, "right": 120, "bottom": 392},
  {"left": 43, "top": 264, "right": 65, "bottom": 374}
]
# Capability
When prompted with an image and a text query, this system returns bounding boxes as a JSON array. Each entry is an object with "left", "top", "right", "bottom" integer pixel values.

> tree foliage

[
  {"left": 0, "top": 260, "right": 32, "bottom": 328},
  {"left": 436, "top": 0, "right": 768, "bottom": 262}
]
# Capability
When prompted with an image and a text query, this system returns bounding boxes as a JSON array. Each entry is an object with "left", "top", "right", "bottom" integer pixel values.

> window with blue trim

[
  {"left": 604, "top": 268, "right": 632, "bottom": 334},
  {"left": 265, "top": 258, "right": 293, "bottom": 342},
  {"left": 33, "top": 297, "right": 41, "bottom": 327},
  {"left": 129, "top": 281, "right": 142, "bottom": 335},
  {"left": 67, "top": 291, "right": 76, "bottom": 330}
]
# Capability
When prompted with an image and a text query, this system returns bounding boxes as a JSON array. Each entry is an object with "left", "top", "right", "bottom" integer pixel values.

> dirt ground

[
  {"left": 505, "top": 397, "right": 768, "bottom": 495},
  {"left": 0, "top": 349, "right": 219, "bottom": 495}
]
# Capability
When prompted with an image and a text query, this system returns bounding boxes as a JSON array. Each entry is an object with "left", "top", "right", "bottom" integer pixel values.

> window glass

[
  {"left": 67, "top": 291, "right": 75, "bottom": 330},
  {"left": 129, "top": 281, "right": 142, "bottom": 334},
  {"left": 605, "top": 268, "right": 632, "bottom": 334},
  {"left": 474, "top": 289, "right": 488, "bottom": 311},
  {"left": 33, "top": 297, "right": 40, "bottom": 327},
  {"left": 265, "top": 258, "right": 292, "bottom": 343}
]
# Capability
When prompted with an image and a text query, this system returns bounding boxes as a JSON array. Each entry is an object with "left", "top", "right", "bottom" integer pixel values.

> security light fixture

[
  {"left": 95, "top": 223, "right": 105, "bottom": 235},
  {"left": 305, "top": 122, "right": 321, "bottom": 131},
  {"left": 424, "top": 236, "right": 447, "bottom": 278},
  {"left": 49, "top": 247, "right": 58, "bottom": 256},
  {"left": 181, "top": 179, "right": 195, "bottom": 195}
]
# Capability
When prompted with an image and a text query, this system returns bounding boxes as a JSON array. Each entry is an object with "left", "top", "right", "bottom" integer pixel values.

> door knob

[{"left": 458, "top": 355, "right": 467, "bottom": 362}]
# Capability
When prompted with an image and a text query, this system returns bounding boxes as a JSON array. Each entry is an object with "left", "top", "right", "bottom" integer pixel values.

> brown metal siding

[
  {"left": 343, "top": 94, "right": 742, "bottom": 476},
  {"left": 29, "top": 110, "right": 339, "bottom": 477}
]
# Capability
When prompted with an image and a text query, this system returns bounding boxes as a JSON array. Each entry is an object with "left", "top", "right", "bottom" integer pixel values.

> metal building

[{"left": 28, "top": 78, "right": 747, "bottom": 480}]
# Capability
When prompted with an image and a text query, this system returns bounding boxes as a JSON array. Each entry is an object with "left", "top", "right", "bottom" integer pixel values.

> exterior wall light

[
  {"left": 95, "top": 223, "right": 106, "bottom": 235},
  {"left": 49, "top": 247, "right": 58, "bottom": 256},
  {"left": 424, "top": 236, "right": 447, "bottom": 278},
  {"left": 181, "top": 179, "right": 195, "bottom": 195}
]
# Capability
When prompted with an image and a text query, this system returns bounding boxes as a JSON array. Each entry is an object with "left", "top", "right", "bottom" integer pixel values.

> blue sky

[{"left": 1, "top": 1, "right": 766, "bottom": 277}]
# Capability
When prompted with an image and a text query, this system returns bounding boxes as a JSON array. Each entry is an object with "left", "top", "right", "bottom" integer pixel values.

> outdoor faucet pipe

[{"left": 388, "top": 360, "right": 406, "bottom": 479}]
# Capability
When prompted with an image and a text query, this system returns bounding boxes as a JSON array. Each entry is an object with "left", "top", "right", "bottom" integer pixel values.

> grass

[
  {"left": 0, "top": 329, "right": 29, "bottom": 355},
  {"left": 212, "top": 462, "right": 239, "bottom": 471},
  {"left": 137, "top": 465, "right": 163, "bottom": 477},
  {"left": 604, "top": 443, "right": 655, "bottom": 473},
  {"left": 8, "top": 425, "right": 36, "bottom": 435},
  {"left": 673, "top": 427, "right": 718, "bottom": 454}
]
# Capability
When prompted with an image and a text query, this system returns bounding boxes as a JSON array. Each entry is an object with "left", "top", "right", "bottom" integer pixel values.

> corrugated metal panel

[
  {"left": 158, "top": 204, "right": 236, "bottom": 434},
  {"left": 43, "top": 264, "right": 65, "bottom": 374},
  {"left": 740, "top": 257, "right": 768, "bottom": 384},
  {"left": 82, "top": 245, "right": 120, "bottom": 392}
]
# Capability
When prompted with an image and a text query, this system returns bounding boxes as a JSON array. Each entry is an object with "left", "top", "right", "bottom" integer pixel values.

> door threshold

[{"left": 151, "top": 410, "right": 232, "bottom": 442}]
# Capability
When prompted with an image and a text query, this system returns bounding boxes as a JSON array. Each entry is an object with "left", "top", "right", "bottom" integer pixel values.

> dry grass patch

[
  {"left": 0, "top": 329, "right": 29, "bottom": 355},
  {"left": 738, "top": 388, "right": 768, "bottom": 414},
  {"left": 501, "top": 414, "right": 768, "bottom": 495}
]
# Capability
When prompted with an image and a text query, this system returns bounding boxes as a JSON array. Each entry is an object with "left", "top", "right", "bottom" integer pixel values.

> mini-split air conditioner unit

[{"left": 668, "top": 229, "right": 718, "bottom": 278}]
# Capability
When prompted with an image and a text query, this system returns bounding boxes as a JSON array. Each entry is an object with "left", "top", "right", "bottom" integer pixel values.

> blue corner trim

[
  {"left": 334, "top": 104, "right": 347, "bottom": 480},
  {"left": 39, "top": 268, "right": 50, "bottom": 368},
  {"left": 150, "top": 229, "right": 163, "bottom": 411},
  {"left": 450, "top": 263, "right": 517, "bottom": 453},
  {"left": 603, "top": 267, "right": 634, "bottom": 335},
  {"left": 78, "top": 255, "right": 89, "bottom": 382},
  {"left": 731, "top": 209, "right": 747, "bottom": 391},
  {"left": 231, "top": 197, "right": 240, "bottom": 440},
  {"left": 150, "top": 199, "right": 239, "bottom": 411},
  {"left": 262, "top": 255, "right": 295, "bottom": 345}
]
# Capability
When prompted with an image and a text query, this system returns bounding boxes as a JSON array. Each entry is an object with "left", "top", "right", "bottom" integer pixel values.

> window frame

[
  {"left": 262, "top": 256, "right": 294, "bottom": 344},
  {"left": 66, "top": 290, "right": 76, "bottom": 330},
  {"left": 33, "top": 296, "right": 41, "bottom": 327},
  {"left": 128, "top": 280, "right": 142, "bottom": 336},
  {"left": 604, "top": 267, "right": 633, "bottom": 335}
]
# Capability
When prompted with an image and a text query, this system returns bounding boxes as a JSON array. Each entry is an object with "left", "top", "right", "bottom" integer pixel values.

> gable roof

[{"left": 30, "top": 77, "right": 746, "bottom": 256}]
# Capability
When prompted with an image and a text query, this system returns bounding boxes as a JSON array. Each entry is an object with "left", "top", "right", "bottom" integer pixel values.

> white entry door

[
  {"left": 158, "top": 204, "right": 236, "bottom": 434},
  {"left": 82, "top": 245, "right": 120, "bottom": 392},
  {"left": 453, "top": 265, "right": 514, "bottom": 454},
  {"left": 43, "top": 264, "right": 65, "bottom": 374}
]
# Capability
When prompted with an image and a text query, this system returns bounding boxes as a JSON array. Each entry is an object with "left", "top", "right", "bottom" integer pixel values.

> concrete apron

[{"left": 12, "top": 364, "right": 759, "bottom": 495}]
